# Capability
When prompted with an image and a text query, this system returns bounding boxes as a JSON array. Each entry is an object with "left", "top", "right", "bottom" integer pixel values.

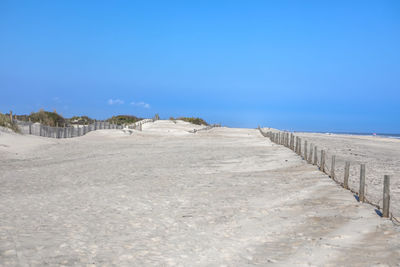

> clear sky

[{"left": 1, "top": 1, "right": 399, "bottom": 132}]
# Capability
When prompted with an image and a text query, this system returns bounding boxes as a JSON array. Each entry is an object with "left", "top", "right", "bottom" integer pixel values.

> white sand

[
  {"left": 294, "top": 132, "right": 400, "bottom": 218},
  {"left": 1, "top": 120, "right": 399, "bottom": 266}
]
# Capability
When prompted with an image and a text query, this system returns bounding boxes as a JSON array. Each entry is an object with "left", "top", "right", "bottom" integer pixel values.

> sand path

[{"left": 1, "top": 121, "right": 399, "bottom": 266}]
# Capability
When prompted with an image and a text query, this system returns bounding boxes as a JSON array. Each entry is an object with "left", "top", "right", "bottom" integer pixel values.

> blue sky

[{"left": 1, "top": 0, "right": 399, "bottom": 132}]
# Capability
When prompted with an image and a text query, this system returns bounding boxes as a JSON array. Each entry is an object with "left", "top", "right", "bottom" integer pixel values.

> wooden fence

[
  {"left": 14, "top": 118, "right": 157, "bottom": 139},
  {"left": 189, "top": 124, "right": 221, "bottom": 133},
  {"left": 259, "top": 128, "right": 395, "bottom": 222}
]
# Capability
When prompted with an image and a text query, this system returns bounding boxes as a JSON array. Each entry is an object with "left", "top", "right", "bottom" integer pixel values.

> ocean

[{"left": 332, "top": 132, "right": 400, "bottom": 139}]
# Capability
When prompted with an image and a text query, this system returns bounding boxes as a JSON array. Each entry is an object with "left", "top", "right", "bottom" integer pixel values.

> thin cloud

[
  {"left": 108, "top": 99, "right": 124, "bottom": 105},
  {"left": 130, "top": 101, "right": 150, "bottom": 109}
]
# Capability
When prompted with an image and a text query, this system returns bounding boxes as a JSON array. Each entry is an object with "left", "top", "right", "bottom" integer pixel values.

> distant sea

[
  {"left": 330, "top": 132, "right": 400, "bottom": 139},
  {"left": 293, "top": 131, "right": 400, "bottom": 139}
]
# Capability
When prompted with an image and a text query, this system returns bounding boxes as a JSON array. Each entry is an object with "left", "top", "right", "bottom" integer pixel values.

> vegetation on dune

[
  {"left": 5, "top": 109, "right": 152, "bottom": 130},
  {"left": 107, "top": 115, "right": 142, "bottom": 125},
  {"left": 28, "top": 109, "right": 66, "bottom": 127},
  {"left": 170, "top": 117, "right": 208, "bottom": 126},
  {"left": 0, "top": 113, "right": 20, "bottom": 132},
  {"left": 68, "top": 116, "right": 94, "bottom": 125},
  {"left": 9, "top": 109, "right": 145, "bottom": 126}
]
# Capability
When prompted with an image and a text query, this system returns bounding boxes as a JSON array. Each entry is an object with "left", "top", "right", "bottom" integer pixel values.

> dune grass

[
  {"left": 0, "top": 113, "right": 20, "bottom": 132},
  {"left": 107, "top": 115, "right": 142, "bottom": 125},
  {"left": 175, "top": 117, "right": 208, "bottom": 126},
  {"left": 28, "top": 109, "right": 65, "bottom": 127}
]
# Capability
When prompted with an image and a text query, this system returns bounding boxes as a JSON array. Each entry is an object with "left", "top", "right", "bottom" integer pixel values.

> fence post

[
  {"left": 330, "top": 155, "right": 336, "bottom": 179},
  {"left": 304, "top": 140, "right": 308, "bottom": 161},
  {"left": 313, "top": 146, "right": 318, "bottom": 165},
  {"left": 290, "top": 134, "right": 293, "bottom": 150},
  {"left": 298, "top": 138, "right": 302, "bottom": 156},
  {"left": 383, "top": 175, "right": 390, "bottom": 218},
  {"left": 286, "top": 132, "right": 289, "bottom": 147},
  {"left": 359, "top": 164, "right": 366, "bottom": 202},
  {"left": 308, "top": 143, "right": 313, "bottom": 164},
  {"left": 344, "top": 161, "right": 350, "bottom": 189},
  {"left": 320, "top": 150, "right": 325, "bottom": 172}
]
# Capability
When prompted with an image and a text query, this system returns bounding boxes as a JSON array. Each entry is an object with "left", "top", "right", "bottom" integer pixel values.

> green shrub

[
  {"left": 177, "top": 117, "right": 208, "bottom": 126},
  {"left": 0, "top": 113, "right": 20, "bottom": 132},
  {"left": 67, "top": 116, "right": 94, "bottom": 125},
  {"left": 107, "top": 115, "right": 142, "bottom": 125},
  {"left": 28, "top": 109, "right": 65, "bottom": 127}
]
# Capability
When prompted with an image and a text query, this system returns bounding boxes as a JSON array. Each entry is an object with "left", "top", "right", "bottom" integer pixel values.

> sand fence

[
  {"left": 13, "top": 118, "right": 157, "bottom": 138},
  {"left": 259, "top": 128, "right": 397, "bottom": 223}
]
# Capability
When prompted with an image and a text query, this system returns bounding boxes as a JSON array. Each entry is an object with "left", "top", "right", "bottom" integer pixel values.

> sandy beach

[
  {"left": 293, "top": 132, "right": 400, "bottom": 218},
  {"left": 1, "top": 120, "right": 399, "bottom": 266}
]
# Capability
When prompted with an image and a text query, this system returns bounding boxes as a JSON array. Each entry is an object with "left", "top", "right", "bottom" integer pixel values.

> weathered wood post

[
  {"left": 304, "top": 140, "right": 308, "bottom": 161},
  {"left": 344, "top": 161, "right": 350, "bottom": 189},
  {"left": 286, "top": 132, "right": 289, "bottom": 147},
  {"left": 320, "top": 150, "right": 325, "bottom": 172},
  {"left": 308, "top": 143, "right": 313, "bottom": 164},
  {"left": 313, "top": 146, "right": 318, "bottom": 165},
  {"left": 330, "top": 155, "right": 336, "bottom": 179},
  {"left": 9, "top": 111, "right": 13, "bottom": 123},
  {"left": 359, "top": 164, "right": 366, "bottom": 202},
  {"left": 29, "top": 119, "right": 32, "bottom": 135},
  {"left": 39, "top": 124, "right": 43, "bottom": 136},
  {"left": 295, "top": 137, "right": 298, "bottom": 153},
  {"left": 383, "top": 175, "right": 390, "bottom": 218},
  {"left": 298, "top": 138, "right": 302, "bottom": 156},
  {"left": 290, "top": 133, "right": 293, "bottom": 150}
]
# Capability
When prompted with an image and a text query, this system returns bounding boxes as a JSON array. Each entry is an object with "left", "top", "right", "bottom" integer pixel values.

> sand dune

[{"left": 0, "top": 121, "right": 399, "bottom": 266}]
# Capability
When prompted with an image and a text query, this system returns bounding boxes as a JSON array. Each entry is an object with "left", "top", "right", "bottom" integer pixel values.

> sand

[
  {"left": 293, "top": 132, "right": 400, "bottom": 218},
  {"left": 1, "top": 120, "right": 399, "bottom": 266}
]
